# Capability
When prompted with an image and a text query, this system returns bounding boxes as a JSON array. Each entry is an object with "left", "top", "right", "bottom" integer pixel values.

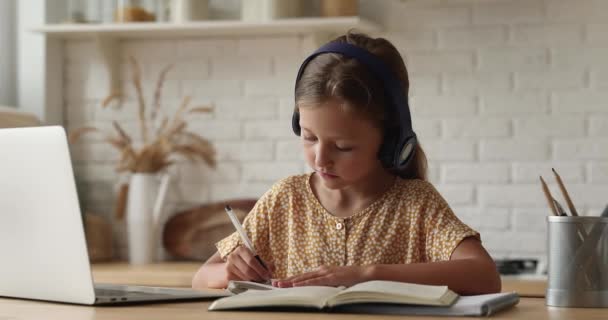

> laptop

[{"left": 0, "top": 126, "right": 229, "bottom": 305}]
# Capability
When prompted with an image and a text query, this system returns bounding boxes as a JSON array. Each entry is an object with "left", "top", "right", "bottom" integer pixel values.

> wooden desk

[
  {"left": 91, "top": 262, "right": 199, "bottom": 287},
  {"left": 2, "top": 262, "right": 605, "bottom": 320},
  {"left": 501, "top": 277, "right": 546, "bottom": 298},
  {"left": 92, "top": 262, "right": 548, "bottom": 297},
  {"left": 2, "top": 296, "right": 607, "bottom": 320}
]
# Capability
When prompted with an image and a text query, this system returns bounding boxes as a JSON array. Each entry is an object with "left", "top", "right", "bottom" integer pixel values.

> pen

[{"left": 224, "top": 205, "right": 269, "bottom": 270}]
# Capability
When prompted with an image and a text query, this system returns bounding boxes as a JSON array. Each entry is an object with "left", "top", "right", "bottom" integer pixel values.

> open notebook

[
  {"left": 210, "top": 280, "right": 458, "bottom": 311},
  {"left": 214, "top": 280, "right": 520, "bottom": 316}
]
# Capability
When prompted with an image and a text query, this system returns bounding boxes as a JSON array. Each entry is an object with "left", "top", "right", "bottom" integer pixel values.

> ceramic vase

[{"left": 126, "top": 173, "right": 160, "bottom": 265}]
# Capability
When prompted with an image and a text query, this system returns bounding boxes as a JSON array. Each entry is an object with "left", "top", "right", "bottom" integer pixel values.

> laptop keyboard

[
  {"left": 95, "top": 288, "right": 166, "bottom": 298},
  {"left": 93, "top": 284, "right": 218, "bottom": 304}
]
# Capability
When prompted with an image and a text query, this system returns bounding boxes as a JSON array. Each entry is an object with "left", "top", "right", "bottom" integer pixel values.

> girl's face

[{"left": 299, "top": 98, "right": 386, "bottom": 190}]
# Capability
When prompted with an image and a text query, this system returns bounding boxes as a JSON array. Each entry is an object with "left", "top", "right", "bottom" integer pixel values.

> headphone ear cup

[
  {"left": 292, "top": 111, "right": 301, "bottom": 136},
  {"left": 395, "top": 135, "right": 417, "bottom": 171}
]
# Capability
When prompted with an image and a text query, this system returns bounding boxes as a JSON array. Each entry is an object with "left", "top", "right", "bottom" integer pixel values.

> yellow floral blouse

[{"left": 216, "top": 173, "right": 479, "bottom": 279}]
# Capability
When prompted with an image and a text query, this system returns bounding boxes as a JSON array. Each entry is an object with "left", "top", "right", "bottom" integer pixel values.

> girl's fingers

[
  {"left": 275, "top": 266, "right": 337, "bottom": 287},
  {"left": 227, "top": 249, "right": 260, "bottom": 281},
  {"left": 227, "top": 264, "right": 248, "bottom": 281},
  {"left": 282, "top": 268, "right": 316, "bottom": 282},
  {"left": 225, "top": 252, "right": 249, "bottom": 281},
  {"left": 287, "top": 273, "right": 314, "bottom": 283},
  {"left": 276, "top": 270, "right": 322, "bottom": 287},
  {"left": 231, "top": 246, "right": 268, "bottom": 281},
  {"left": 293, "top": 274, "right": 331, "bottom": 287},
  {"left": 239, "top": 249, "right": 271, "bottom": 280},
  {"left": 236, "top": 256, "right": 265, "bottom": 282}
]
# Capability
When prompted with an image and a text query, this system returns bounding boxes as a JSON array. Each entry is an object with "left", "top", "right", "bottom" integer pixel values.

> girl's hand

[
  {"left": 224, "top": 245, "right": 274, "bottom": 283},
  {"left": 272, "top": 265, "right": 372, "bottom": 288}
]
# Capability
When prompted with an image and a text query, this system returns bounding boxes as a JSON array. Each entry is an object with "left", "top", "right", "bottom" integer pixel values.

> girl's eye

[
  {"left": 336, "top": 146, "right": 353, "bottom": 152},
  {"left": 303, "top": 136, "right": 317, "bottom": 141}
]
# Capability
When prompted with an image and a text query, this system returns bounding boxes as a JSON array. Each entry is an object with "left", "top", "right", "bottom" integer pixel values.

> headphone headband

[{"left": 293, "top": 41, "right": 417, "bottom": 171}]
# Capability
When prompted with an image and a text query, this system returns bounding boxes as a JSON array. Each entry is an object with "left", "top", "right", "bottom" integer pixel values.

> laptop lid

[{"left": 0, "top": 126, "right": 96, "bottom": 304}]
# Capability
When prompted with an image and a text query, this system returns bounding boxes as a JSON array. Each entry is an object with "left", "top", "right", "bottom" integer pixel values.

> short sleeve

[
  {"left": 215, "top": 189, "right": 274, "bottom": 260},
  {"left": 423, "top": 187, "right": 480, "bottom": 262}
]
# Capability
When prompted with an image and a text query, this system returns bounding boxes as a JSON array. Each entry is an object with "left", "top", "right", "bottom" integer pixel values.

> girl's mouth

[{"left": 317, "top": 171, "right": 338, "bottom": 179}]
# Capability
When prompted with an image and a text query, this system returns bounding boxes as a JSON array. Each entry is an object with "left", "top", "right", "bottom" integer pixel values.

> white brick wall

[{"left": 64, "top": 0, "right": 608, "bottom": 260}]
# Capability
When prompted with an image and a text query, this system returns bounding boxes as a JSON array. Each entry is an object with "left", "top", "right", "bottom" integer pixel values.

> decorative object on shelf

[
  {"left": 169, "top": 0, "right": 209, "bottom": 23},
  {"left": 65, "top": 0, "right": 103, "bottom": 23},
  {"left": 69, "top": 57, "right": 217, "bottom": 264},
  {"left": 163, "top": 199, "right": 257, "bottom": 261},
  {"left": 241, "top": 0, "right": 303, "bottom": 21},
  {"left": 320, "top": 0, "right": 358, "bottom": 17},
  {"left": 114, "top": 0, "right": 157, "bottom": 22}
]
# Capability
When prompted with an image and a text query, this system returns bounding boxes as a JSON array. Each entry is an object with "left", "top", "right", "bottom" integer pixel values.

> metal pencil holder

[{"left": 546, "top": 216, "right": 608, "bottom": 307}]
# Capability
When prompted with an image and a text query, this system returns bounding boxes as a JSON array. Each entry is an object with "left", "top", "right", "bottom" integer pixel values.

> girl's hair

[{"left": 295, "top": 31, "right": 428, "bottom": 180}]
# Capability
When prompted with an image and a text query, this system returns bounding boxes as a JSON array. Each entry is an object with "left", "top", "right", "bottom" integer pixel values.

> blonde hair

[{"left": 295, "top": 32, "right": 428, "bottom": 180}]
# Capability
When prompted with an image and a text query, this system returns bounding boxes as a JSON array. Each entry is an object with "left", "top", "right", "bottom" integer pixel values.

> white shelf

[
  {"left": 33, "top": 16, "right": 381, "bottom": 107},
  {"left": 33, "top": 17, "right": 381, "bottom": 39}
]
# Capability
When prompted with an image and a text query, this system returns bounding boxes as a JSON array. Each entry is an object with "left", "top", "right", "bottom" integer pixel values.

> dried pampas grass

[{"left": 69, "top": 56, "right": 217, "bottom": 174}]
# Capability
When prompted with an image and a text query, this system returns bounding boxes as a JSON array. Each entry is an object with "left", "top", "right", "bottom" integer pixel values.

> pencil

[
  {"left": 540, "top": 176, "right": 559, "bottom": 216},
  {"left": 552, "top": 168, "right": 579, "bottom": 216}
]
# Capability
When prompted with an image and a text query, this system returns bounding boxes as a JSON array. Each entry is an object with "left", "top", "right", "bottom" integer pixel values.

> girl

[{"left": 192, "top": 32, "right": 501, "bottom": 295}]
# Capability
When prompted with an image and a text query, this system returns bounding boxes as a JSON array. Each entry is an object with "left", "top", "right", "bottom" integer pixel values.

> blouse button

[{"left": 336, "top": 222, "right": 343, "bottom": 230}]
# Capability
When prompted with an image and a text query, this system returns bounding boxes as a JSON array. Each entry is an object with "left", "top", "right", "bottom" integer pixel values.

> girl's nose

[{"left": 315, "top": 144, "right": 332, "bottom": 168}]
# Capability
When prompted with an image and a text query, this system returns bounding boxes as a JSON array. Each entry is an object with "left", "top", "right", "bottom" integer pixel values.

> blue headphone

[{"left": 292, "top": 42, "right": 418, "bottom": 171}]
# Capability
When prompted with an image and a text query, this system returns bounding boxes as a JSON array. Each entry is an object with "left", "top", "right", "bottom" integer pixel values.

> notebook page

[
  {"left": 209, "top": 286, "right": 343, "bottom": 310},
  {"left": 341, "top": 280, "right": 449, "bottom": 299}
]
